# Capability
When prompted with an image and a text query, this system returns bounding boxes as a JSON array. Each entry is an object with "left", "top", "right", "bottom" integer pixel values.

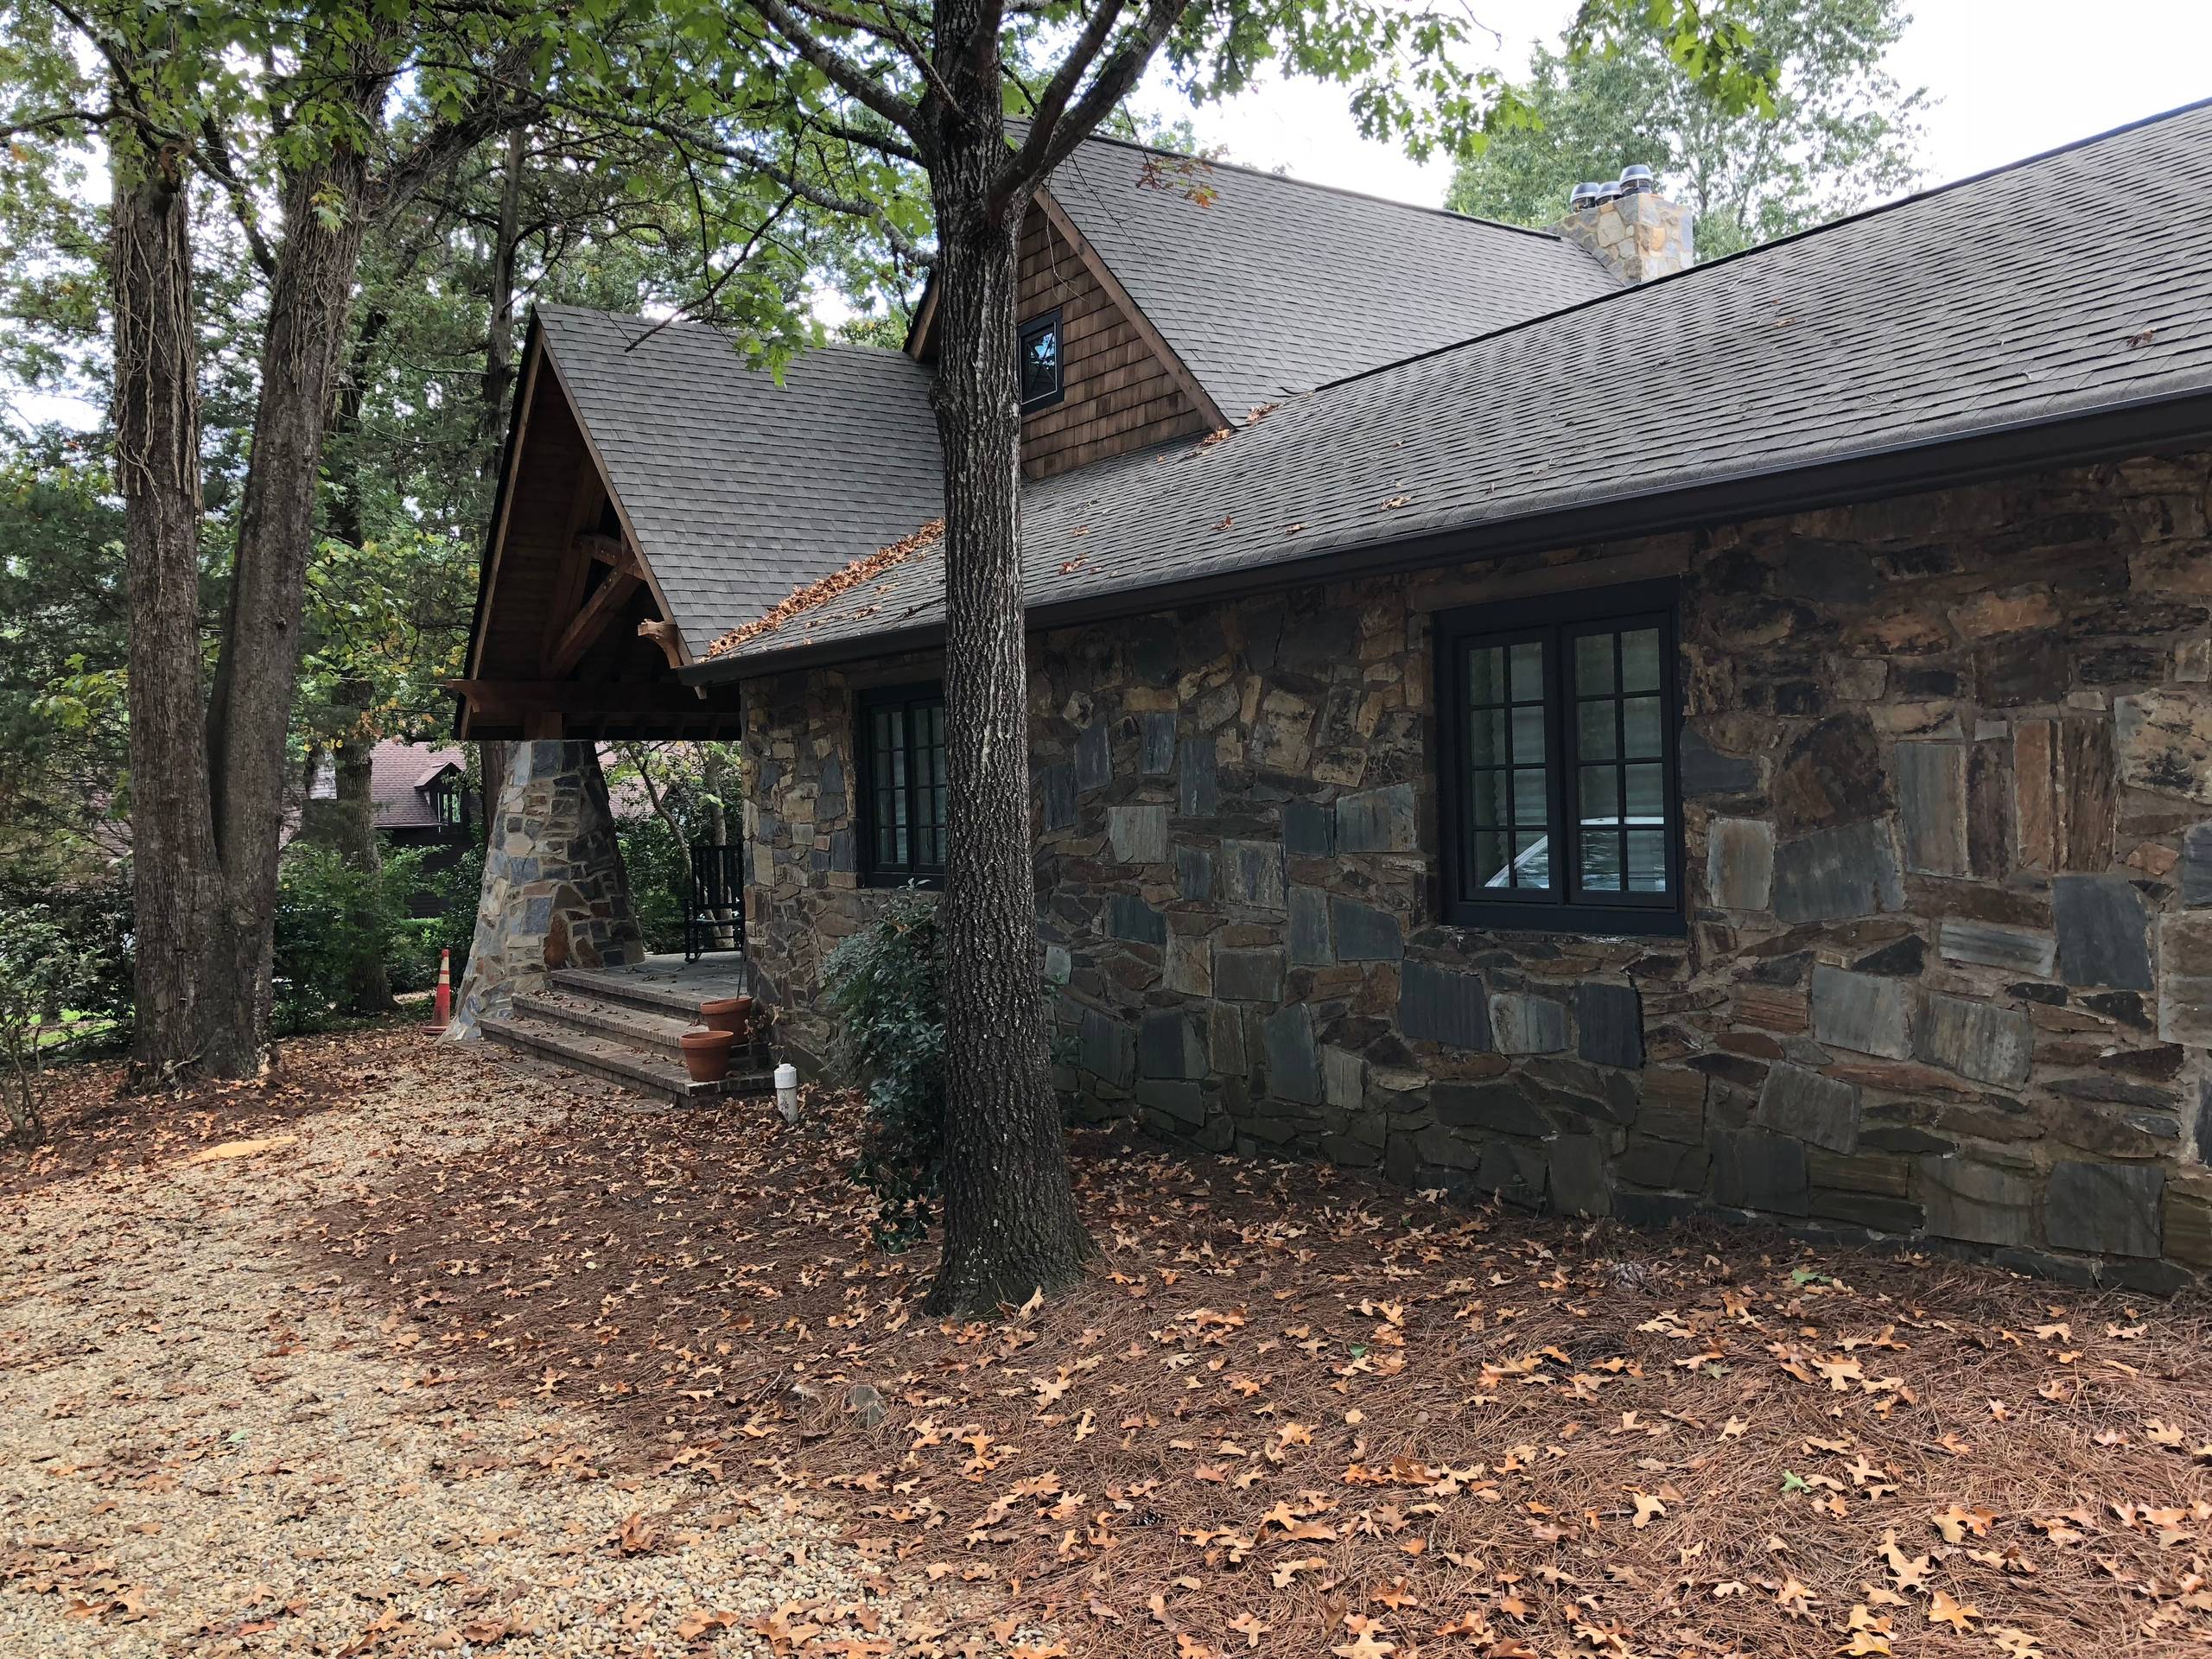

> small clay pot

[
  {"left": 699, "top": 995, "right": 754, "bottom": 1040},
  {"left": 678, "top": 1026, "right": 735, "bottom": 1083}
]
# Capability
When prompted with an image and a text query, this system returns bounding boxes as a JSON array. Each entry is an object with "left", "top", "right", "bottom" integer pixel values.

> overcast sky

[{"left": 1148, "top": 0, "right": 2212, "bottom": 209}]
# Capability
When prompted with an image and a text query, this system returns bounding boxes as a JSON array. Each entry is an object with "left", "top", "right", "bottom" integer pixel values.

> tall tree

[
  {"left": 1448, "top": 0, "right": 1923, "bottom": 257},
  {"left": 648, "top": 0, "right": 1773, "bottom": 1315},
  {"left": 9, "top": 0, "right": 561, "bottom": 1078}
]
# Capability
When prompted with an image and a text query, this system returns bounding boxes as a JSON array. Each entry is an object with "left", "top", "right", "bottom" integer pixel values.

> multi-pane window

[
  {"left": 1437, "top": 584, "right": 1682, "bottom": 933},
  {"left": 1018, "top": 309, "right": 1063, "bottom": 410},
  {"left": 430, "top": 779, "right": 464, "bottom": 830},
  {"left": 857, "top": 683, "right": 947, "bottom": 886}
]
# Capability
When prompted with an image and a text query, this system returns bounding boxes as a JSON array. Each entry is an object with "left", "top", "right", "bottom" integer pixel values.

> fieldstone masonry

[
  {"left": 449, "top": 741, "right": 644, "bottom": 1038},
  {"left": 744, "top": 449, "right": 2212, "bottom": 1288}
]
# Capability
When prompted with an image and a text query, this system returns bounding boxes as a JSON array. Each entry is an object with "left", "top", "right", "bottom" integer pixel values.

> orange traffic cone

[{"left": 424, "top": 947, "right": 452, "bottom": 1034}]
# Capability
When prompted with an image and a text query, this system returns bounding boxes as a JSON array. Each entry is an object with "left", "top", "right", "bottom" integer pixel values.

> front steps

[{"left": 479, "top": 960, "right": 772, "bottom": 1107}]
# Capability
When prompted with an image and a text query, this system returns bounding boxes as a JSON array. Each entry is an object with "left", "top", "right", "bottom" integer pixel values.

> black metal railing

[{"left": 684, "top": 843, "right": 746, "bottom": 961}]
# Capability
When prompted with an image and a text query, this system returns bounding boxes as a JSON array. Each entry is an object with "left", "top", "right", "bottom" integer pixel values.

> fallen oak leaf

[{"left": 1927, "top": 1589, "right": 1977, "bottom": 1630}]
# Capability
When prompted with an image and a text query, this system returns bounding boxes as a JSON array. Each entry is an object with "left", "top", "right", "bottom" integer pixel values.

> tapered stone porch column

[{"left": 448, "top": 740, "right": 645, "bottom": 1039}]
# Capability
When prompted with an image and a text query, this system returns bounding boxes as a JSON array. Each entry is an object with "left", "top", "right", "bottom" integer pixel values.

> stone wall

[
  {"left": 741, "top": 448, "right": 2212, "bottom": 1287},
  {"left": 450, "top": 740, "right": 645, "bottom": 1038},
  {"left": 1554, "top": 190, "right": 1694, "bottom": 284}
]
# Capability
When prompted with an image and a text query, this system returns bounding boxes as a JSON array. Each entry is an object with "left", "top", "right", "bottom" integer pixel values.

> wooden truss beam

[
  {"left": 545, "top": 568, "right": 643, "bottom": 677},
  {"left": 448, "top": 678, "right": 718, "bottom": 719}
]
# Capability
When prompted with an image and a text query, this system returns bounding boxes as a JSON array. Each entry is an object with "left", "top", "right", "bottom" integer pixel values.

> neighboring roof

[
  {"left": 308, "top": 741, "right": 466, "bottom": 830},
  {"left": 1039, "top": 133, "right": 1620, "bottom": 421},
  {"left": 701, "top": 98, "right": 2212, "bottom": 671},
  {"left": 537, "top": 307, "right": 944, "bottom": 653}
]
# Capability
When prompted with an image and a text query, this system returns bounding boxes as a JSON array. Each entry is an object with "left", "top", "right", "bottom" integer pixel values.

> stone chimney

[{"left": 1554, "top": 167, "right": 1694, "bottom": 284}]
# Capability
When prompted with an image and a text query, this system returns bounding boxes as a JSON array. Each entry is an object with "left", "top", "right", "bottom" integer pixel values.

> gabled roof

[
  {"left": 1037, "top": 133, "right": 1620, "bottom": 420},
  {"left": 306, "top": 741, "right": 465, "bottom": 830},
  {"left": 537, "top": 307, "right": 942, "bottom": 653},
  {"left": 699, "top": 97, "right": 2212, "bottom": 671}
]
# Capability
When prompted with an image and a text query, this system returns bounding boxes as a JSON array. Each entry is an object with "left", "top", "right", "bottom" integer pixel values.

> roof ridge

[
  {"left": 1310, "top": 92, "right": 2212, "bottom": 403},
  {"left": 1050, "top": 124, "right": 1574, "bottom": 245},
  {"left": 537, "top": 303, "right": 914, "bottom": 361}
]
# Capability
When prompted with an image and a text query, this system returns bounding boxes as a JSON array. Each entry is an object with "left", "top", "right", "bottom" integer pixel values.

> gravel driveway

[{"left": 0, "top": 1034, "right": 919, "bottom": 1657}]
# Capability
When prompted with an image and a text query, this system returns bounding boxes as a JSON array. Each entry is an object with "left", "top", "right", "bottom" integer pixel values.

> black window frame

[
  {"left": 1434, "top": 581, "right": 1685, "bottom": 936},
  {"left": 1017, "top": 308, "right": 1065, "bottom": 412},
  {"left": 855, "top": 680, "right": 948, "bottom": 888}
]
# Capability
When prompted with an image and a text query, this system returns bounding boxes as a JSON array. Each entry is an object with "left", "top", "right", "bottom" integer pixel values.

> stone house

[{"left": 459, "top": 104, "right": 2212, "bottom": 1284}]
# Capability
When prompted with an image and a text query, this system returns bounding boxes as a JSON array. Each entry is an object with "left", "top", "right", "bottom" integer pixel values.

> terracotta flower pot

[
  {"left": 699, "top": 995, "right": 754, "bottom": 1040},
  {"left": 678, "top": 1027, "right": 735, "bottom": 1083}
]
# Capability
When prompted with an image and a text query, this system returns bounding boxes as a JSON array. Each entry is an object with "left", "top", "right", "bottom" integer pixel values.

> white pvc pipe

[{"left": 774, "top": 1062, "right": 800, "bottom": 1123}]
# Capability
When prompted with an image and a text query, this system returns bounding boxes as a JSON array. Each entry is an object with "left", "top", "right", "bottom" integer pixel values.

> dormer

[{"left": 906, "top": 133, "right": 1622, "bottom": 480}]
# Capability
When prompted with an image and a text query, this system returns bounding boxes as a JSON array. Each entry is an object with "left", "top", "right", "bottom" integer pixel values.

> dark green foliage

[
  {"left": 271, "top": 845, "right": 429, "bottom": 1032},
  {"left": 0, "top": 870, "right": 132, "bottom": 1028},
  {"left": 823, "top": 891, "right": 945, "bottom": 1250},
  {"left": 408, "top": 842, "right": 487, "bottom": 993},
  {"left": 0, "top": 900, "right": 110, "bottom": 1144},
  {"left": 618, "top": 817, "right": 691, "bottom": 955}
]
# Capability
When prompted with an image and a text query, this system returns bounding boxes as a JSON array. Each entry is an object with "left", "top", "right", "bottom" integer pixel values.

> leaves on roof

[{"left": 705, "top": 519, "right": 945, "bottom": 658}]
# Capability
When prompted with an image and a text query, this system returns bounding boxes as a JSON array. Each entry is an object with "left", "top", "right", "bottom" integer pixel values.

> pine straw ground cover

[{"left": 307, "top": 1041, "right": 2212, "bottom": 1659}]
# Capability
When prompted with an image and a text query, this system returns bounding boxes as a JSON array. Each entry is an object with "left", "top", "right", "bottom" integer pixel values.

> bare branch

[
  {"left": 1003, "top": 0, "right": 1132, "bottom": 182},
  {"left": 196, "top": 116, "right": 276, "bottom": 276},
  {"left": 1006, "top": 0, "right": 1184, "bottom": 196}
]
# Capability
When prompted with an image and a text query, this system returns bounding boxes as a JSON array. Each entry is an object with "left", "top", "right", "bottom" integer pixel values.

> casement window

[
  {"left": 1435, "top": 582, "right": 1684, "bottom": 933},
  {"left": 1018, "top": 308, "right": 1064, "bottom": 410},
  {"left": 856, "top": 682, "right": 947, "bottom": 886},
  {"left": 429, "top": 777, "right": 465, "bottom": 830}
]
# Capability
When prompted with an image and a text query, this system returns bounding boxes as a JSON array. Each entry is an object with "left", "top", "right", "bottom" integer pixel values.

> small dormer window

[
  {"left": 1018, "top": 309, "right": 1063, "bottom": 410},
  {"left": 428, "top": 777, "right": 464, "bottom": 830}
]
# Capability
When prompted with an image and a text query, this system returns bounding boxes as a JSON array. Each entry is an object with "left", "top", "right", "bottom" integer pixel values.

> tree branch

[
  {"left": 1004, "top": 0, "right": 1184, "bottom": 197},
  {"left": 741, "top": 0, "right": 925, "bottom": 143},
  {"left": 196, "top": 116, "right": 277, "bottom": 276},
  {"left": 1003, "top": 0, "right": 1133, "bottom": 183}
]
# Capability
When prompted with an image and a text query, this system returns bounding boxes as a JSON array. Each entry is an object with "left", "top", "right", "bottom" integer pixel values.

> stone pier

[{"left": 448, "top": 741, "right": 644, "bottom": 1039}]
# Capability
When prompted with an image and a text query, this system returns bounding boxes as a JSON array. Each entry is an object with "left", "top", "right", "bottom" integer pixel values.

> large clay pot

[
  {"left": 700, "top": 995, "right": 753, "bottom": 1041},
  {"left": 678, "top": 1027, "right": 735, "bottom": 1083}
]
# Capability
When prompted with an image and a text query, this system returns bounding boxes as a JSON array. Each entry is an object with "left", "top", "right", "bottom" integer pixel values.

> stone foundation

[
  {"left": 743, "top": 448, "right": 2212, "bottom": 1287},
  {"left": 449, "top": 741, "right": 644, "bottom": 1038}
]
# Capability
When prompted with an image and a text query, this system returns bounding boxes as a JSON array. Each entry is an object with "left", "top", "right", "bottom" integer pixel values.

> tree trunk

[
  {"left": 331, "top": 735, "right": 396, "bottom": 1014},
  {"left": 920, "top": 117, "right": 1096, "bottom": 1316},
  {"left": 200, "top": 98, "right": 382, "bottom": 1075},
  {"left": 479, "top": 128, "right": 527, "bottom": 465},
  {"left": 111, "top": 143, "right": 225, "bottom": 1087}
]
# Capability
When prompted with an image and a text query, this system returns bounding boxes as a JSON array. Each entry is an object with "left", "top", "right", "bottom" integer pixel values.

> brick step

[
  {"left": 549, "top": 964, "right": 748, "bottom": 1022},
  {"left": 480, "top": 1015, "right": 772, "bottom": 1107},
  {"left": 511, "top": 989, "right": 696, "bottom": 1056}
]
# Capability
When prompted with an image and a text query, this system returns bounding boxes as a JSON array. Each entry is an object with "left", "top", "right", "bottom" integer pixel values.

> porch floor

[{"left": 585, "top": 951, "right": 752, "bottom": 1000}]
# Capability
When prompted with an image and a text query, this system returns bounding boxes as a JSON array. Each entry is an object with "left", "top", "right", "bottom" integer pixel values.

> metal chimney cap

[
  {"left": 1618, "top": 163, "right": 1656, "bottom": 194},
  {"left": 1568, "top": 181, "right": 1605, "bottom": 212}
]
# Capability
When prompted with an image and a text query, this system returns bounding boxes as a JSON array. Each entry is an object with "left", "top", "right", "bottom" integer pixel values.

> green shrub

[
  {"left": 0, "top": 871, "right": 131, "bottom": 1027},
  {"left": 0, "top": 903, "right": 107, "bottom": 1146},
  {"left": 822, "top": 890, "right": 944, "bottom": 1250},
  {"left": 405, "top": 842, "right": 486, "bottom": 991},
  {"left": 618, "top": 816, "right": 689, "bottom": 954},
  {"left": 271, "top": 843, "right": 423, "bottom": 1032}
]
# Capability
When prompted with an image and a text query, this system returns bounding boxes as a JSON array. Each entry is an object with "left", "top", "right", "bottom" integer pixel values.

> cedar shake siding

[
  {"left": 1016, "top": 206, "right": 1211, "bottom": 480},
  {"left": 741, "top": 448, "right": 2212, "bottom": 1289}
]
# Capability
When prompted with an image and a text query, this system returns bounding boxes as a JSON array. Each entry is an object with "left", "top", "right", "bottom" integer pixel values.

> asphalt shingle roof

[
  {"left": 701, "top": 99, "right": 2212, "bottom": 669},
  {"left": 1040, "top": 133, "right": 1620, "bottom": 420},
  {"left": 537, "top": 307, "right": 943, "bottom": 655}
]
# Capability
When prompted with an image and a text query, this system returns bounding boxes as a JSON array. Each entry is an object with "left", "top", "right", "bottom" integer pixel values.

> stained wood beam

[
  {"left": 638, "top": 617, "right": 686, "bottom": 669},
  {"left": 448, "top": 678, "right": 715, "bottom": 718},
  {"left": 575, "top": 531, "right": 640, "bottom": 575},
  {"left": 545, "top": 569, "right": 643, "bottom": 677}
]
